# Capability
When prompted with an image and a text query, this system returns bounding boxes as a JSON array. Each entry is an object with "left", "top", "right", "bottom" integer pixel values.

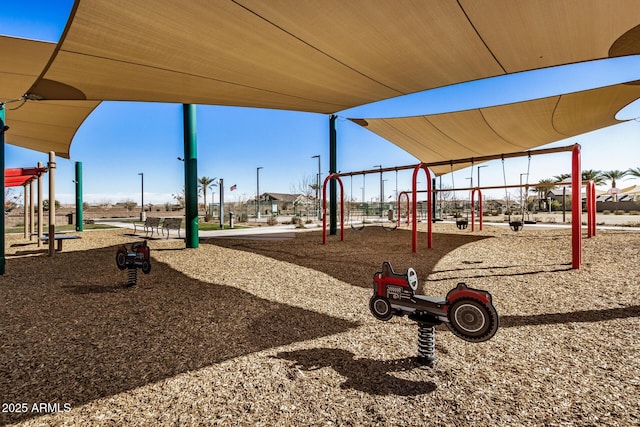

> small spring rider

[
  {"left": 370, "top": 262, "right": 499, "bottom": 366},
  {"left": 115, "top": 241, "right": 151, "bottom": 286}
]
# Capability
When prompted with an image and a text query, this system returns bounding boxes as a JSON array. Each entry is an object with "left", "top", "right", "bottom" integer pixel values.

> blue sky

[{"left": 3, "top": 1, "right": 640, "bottom": 206}]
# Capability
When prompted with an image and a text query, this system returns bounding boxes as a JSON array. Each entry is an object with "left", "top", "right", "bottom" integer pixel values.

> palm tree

[
  {"left": 601, "top": 170, "right": 628, "bottom": 202},
  {"left": 553, "top": 173, "right": 571, "bottom": 184},
  {"left": 581, "top": 169, "right": 605, "bottom": 185},
  {"left": 601, "top": 169, "right": 628, "bottom": 189},
  {"left": 536, "top": 178, "right": 556, "bottom": 211},
  {"left": 198, "top": 176, "right": 217, "bottom": 216},
  {"left": 627, "top": 167, "right": 640, "bottom": 179}
]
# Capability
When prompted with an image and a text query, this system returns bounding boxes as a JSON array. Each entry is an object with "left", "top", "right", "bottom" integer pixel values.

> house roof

[
  {"left": 2, "top": 1, "right": 640, "bottom": 161},
  {"left": 262, "top": 193, "right": 302, "bottom": 202}
]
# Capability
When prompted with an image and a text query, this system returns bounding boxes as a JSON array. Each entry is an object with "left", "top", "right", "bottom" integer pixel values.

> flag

[{"left": 230, "top": 184, "right": 237, "bottom": 191}]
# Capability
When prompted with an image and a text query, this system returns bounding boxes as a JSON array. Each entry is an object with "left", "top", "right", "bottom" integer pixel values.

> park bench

[
  {"left": 133, "top": 216, "right": 162, "bottom": 237},
  {"left": 39, "top": 234, "right": 81, "bottom": 251},
  {"left": 162, "top": 217, "right": 183, "bottom": 239}
]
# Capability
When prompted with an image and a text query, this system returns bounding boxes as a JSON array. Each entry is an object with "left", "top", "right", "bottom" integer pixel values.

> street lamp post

[
  {"left": 312, "top": 155, "right": 320, "bottom": 220},
  {"left": 374, "top": 165, "right": 382, "bottom": 217},
  {"left": 256, "top": 166, "right": 263, "bottom": 221},
  {"left": 138, "top": 172, "right": 145, "bottom": 221}
]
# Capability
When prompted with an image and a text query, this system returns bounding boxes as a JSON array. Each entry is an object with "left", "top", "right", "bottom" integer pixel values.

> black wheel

[
  {"left": 446, "top": 298, "right": 498, "bottom": 343},
  {"left": 141, "top": 260, "right": 151, "bottom": 274},
  {"left": 369, "top": 296, "right": 393, "bottom": 321},
  {"left": 115, "top": 249, "right": 127, "bottom": 270}
]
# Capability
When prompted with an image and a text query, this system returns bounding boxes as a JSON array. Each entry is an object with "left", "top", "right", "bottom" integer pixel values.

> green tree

[
  {"left": 581, "top": 169, "right": 605, "bottom": 185},
  {"left": 627, "top": 167, "right": 640, "bottom": 179},
  {"left": 535, "top": 178, "right": 556, "bottom": 210},
  {"left": 553, "top": 173, "right": 571, "bottom": 183},
  {"left": 601, "top": 170, "right": 629, "bottom": 202},
  {"left": 601, "top": 169, "right": 628, "bottom": 189},
  {"left": 198, "top": 176, "right": 217, "bottom": 215},
  {"left": 42, "top": 199, "right": 61, "bottom": 211}
]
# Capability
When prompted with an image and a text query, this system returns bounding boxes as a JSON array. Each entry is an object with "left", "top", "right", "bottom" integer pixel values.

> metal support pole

[
  {"left": 329, "top": 115, "right": 337, "bottom": 235},
  {"left": 48, "top": 151, "right": 56, "bottom": 257},
  {"left": 75, "top": 161, "right": 83, "bottom": 231},
  {"left": 571, "top": 144, "right": 581, "bottom": 269},
  {"left": 0, "top": 105, "right": 5, "bottom": 274},
  {"left": 183, "top": 104, "right": 199, "bottom": 248},
  {"left": 432, "top": 177, "right": 437, "bottom": 221},
  {"left": 29, "top": 180, "right": 34, "bottom": 240},
  {"left": 23, "top": 184, "right": 28, "bottom": 239},
  {"left": 219, "top": 178, "right": 224, "bottom": 230},
  {"left": 37, "top": 161, "right": 43, "bottom": 247},
  {"left": 138, "top": 172, "right": 145, "bottom": 221},
  {"left": 256, "top": 167, "right": 263, "bottom": 220}
]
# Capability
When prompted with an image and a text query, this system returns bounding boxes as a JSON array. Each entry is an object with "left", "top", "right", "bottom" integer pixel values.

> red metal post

[
  {"left": 586, "top": 181, "right": 594, "bottom": 238},
  {"left": 322, "top": 174, "right": 344, "bottom": 244},
  {"left": 571, "top": 145, "right": 581, "bottom": 269},
  {"left": 590, "top": 181, "right": 597, "bottom": 237},
  {"left": 412, "top": 164, "right": 432, "bottom": 252}
]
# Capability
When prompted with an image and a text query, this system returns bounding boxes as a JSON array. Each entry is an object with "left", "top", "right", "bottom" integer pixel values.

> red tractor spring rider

[
  {"left": 115, "top": 241, "right": 151, "bottom": 287},
  {"left": 370, "top": 262, "right": 498, "bottom": 366}
]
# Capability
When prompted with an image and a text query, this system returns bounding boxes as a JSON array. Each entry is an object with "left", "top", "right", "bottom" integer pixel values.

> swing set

[
  {"left": 322, "top": 144, "right": 592, "bottom": 269},
  {"left": 344, "top": 169, "right": 398, "bottom": 232}
]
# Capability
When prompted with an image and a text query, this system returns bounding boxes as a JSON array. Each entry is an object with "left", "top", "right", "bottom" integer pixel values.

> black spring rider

[{"left": 115, "top": 241, "right": 151, "bottom": 287}]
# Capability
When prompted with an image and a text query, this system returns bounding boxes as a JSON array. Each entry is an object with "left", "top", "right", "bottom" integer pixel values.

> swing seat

[
  {"left": 524, "top": 220, "right": 537, "bottom": 225},
  {"left": 456, "top": 219, "right": 468, "bottom": 230},
  {"left": 509, "top": 221, "right": 523, "bottom": 232}
]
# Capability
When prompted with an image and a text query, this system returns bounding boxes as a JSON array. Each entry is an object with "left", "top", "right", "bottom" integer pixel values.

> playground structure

[
  {"left": 322, "top": 144, "right": 592, "bottom": 269},
  {"left": 370, "top": 261, "right": 499, "bottom": 366}
]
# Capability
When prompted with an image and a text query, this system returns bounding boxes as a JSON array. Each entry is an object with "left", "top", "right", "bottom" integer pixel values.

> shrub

[
  {"left": 614, "top": 210, "right": 626, "bottom": 215},
  {"left": 267, "top": 216, "right": 278, "bottom": 226},
  {"left": 630, "top": 210, "right": 639, "bottom": 216},
  {"left": 602, "top": 210, "right": 611, "bottom": 215}
]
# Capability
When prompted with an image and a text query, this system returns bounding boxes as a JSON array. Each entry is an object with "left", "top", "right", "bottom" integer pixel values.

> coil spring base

[
  {"left": 126, "top": 267, "right": 138, "bottom": 287},
  {"left": 415, "top": 322, "right": 436, "bottom": 367}
]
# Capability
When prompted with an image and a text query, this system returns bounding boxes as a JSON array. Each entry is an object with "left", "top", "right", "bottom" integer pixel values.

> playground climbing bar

[{"left": 412, "top": 163, "right": 432, "bottom": 252}]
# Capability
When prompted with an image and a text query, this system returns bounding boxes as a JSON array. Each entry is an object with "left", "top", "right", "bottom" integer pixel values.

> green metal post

[
  {"left": 183, "top": 104, "right": 199, "bottom": 248},
  {"left": 0, "top": 105, "right": 6, "bottom": 274},
  {"left": 329, "top": 115, "right": 337, "bottom": 235},
  {"left": 75, "top": 161, "right": 83, "bottom": 231}
]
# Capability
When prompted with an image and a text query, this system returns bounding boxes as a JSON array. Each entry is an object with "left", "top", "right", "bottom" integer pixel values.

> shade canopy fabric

[
  {"left": 0, "top": 36, "right": 99, "bottom": 158},
  {"left": 2, "top": 0, "right": 640, "bottom": 159},
  {"left": 350, "top": 83, "right": 640, "bottom": 176},
  {"left": 4, "top": 167, "right": 46, "bottom": 188},
  {"left": 25, "top": 0, "right": 640, "bottom": 112}
]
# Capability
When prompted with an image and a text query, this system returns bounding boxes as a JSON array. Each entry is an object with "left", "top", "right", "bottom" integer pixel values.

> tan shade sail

[
  {"left": 26, "top": 0, "right": 640, "bottom": 114},
  {"left": 1, "top": 36, "right": 99, "bottom": 158},
  {"left": 350, "top": 83, "right": 640, "bottom": 176}
]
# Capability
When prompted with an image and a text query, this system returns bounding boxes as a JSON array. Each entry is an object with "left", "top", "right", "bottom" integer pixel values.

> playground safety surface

[{"left": 1, "top": 224, "right": 639, "bottom": 426}]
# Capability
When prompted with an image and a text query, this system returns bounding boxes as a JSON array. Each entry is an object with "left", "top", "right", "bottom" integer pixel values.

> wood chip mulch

[{"left": 1, "top": 223, "right": 638, "bottom": 426}]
